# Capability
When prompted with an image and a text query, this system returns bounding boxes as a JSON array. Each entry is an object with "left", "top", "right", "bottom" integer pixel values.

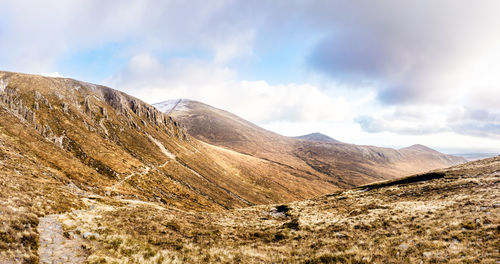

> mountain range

[
  {"left": 154, "top": 99, "right": 465, "bottom": 188},
  {"left": 0, "top": 71, "right": 473, "bottom": 263}
]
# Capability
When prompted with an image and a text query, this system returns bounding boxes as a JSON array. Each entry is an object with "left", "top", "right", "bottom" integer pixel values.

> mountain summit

[
  {"left": 401, "top": 144, "right": 441, "bottom": 153},
  {"left": 294, "top": 132, "right": 340, "bottom": 143}
]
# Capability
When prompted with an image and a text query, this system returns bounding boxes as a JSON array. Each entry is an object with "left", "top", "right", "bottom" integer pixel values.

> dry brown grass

[
  {"left": 0, "top": 70, "right": 344, "bottom": 211},
  {"left": 166, "top": 99, "right": 465, "bottom": 189},
  {"left": 0, "top": 71, "right": 496, "bottom": 263},
  {"left": 55, "top": 157, "right": 499, "bottom": 263}
]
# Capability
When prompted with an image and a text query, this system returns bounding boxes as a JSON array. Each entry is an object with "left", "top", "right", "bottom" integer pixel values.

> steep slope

[
  {"left": 155, "top": 99, "right": 466, "bottom": 188},
  {"left": 294, "top": 132, "right": 340, "bottom": 143},
  {"left": 0, "top": 72, "right": 352, "bottom": 212},
  {"left": 0, "top": 71, "right": 339, "bottom": 261},
  {"left": 154, "top": 99, "right": 294, "bottom": 157}
]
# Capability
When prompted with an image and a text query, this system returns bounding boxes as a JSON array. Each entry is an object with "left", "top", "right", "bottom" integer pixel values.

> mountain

[
  {"left": 0, "top": 71, "right": 477, "bottom": 263},
  {"left": 155, "top": 99, "right": 465, "bottom": 188},
  {"left": 0, "top": 71, "right": 337, "bottom": 261},
  {"left": 294, "top": 132, "right": 340, "bottom": 143},
  {"left": 154, "top": 99, "right": 293, "bottom": 157},
  {"left": 0, "top": 71, "right": 364, "bottom": 213},
  {"left": 452, "top": 152, "right": 499, "bottom": 161}
]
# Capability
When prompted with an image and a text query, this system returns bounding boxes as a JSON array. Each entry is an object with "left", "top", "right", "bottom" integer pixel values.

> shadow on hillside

[{"left": 358, "top": 172, "right": 446, "bottom": 191}]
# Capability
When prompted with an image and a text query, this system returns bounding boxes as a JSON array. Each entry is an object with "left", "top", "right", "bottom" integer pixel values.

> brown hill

[
  {"left": 294, "top": 132, "right": 340, "bottom": 143},
  {"left": 0, "top": 71, "right": 350, "bottom": 261},
  {"left": 28, "top": 153, "right": 500, "bottom": 262},
  {"left": 0, "top": 71, "right": 356, "bottom": 213},
  {"left": 155, "top": 99, "right": 465, "bottom": 188},
  {"left": 0, "top": 71, "right": 482, "bottom": 263}
]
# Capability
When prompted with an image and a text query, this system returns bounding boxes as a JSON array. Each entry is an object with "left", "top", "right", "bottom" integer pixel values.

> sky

[{"left": 1, "top": 0, "right": 499, "bottom": 154}]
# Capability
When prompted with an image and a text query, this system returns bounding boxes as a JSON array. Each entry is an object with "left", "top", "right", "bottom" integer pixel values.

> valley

[{"left": 0, "top": 71, "right": 495, "bottom": 263}]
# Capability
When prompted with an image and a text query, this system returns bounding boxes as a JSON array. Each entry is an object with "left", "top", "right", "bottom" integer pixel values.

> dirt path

[
  {"left": 38, "top": 214, "right": 87, "bottom": 264},
  {"left": 110, "top": 166, "right": 151, "bottom": 191}
]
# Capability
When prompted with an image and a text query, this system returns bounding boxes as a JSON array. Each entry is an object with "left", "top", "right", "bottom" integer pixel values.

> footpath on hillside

[{"left": 37, "top": 214, "right": 87, "bottom": 264}]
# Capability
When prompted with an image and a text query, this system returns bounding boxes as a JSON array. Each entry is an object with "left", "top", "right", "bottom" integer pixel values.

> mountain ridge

[
  {"left": 155, "top": 98, "right": 465, "bottom": 188},
  {"left": 0, "top": 71, "right": 349, "bottom": 211},
  {"left": 294, "top": 132, "right": 340, "bottom": 143},
  {"left": 0, "top": 71, "right": 476, "bottom": 263}
]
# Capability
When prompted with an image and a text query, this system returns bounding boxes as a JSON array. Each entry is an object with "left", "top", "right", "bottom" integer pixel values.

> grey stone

[
  {"left": 423, "top": 252, "right": 432, "bottom": 258},
  {"left": 82, "top": 231, "right": 99, "bottom": 239},
  {"left": 399, "top": 243, "right": 409, "bottom": 250}
]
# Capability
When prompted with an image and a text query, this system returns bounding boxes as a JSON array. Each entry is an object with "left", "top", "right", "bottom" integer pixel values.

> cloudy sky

[{"left": 1, "top": 0, "right": 499, "bottom": 154}]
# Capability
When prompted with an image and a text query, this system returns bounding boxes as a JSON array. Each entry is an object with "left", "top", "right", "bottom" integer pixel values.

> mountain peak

[
  {"left": 401, "top": 144, "right": 441, "bottom": 154},
  {"left": 153, "top": 99, "right": 191, "bottom": 114},
  {"left": 294, "top": 132, "right": 340, "bottom": 143}
]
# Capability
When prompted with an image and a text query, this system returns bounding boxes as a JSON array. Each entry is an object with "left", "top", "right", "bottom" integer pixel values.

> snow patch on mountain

[{"left": 153, "top": 99, "right": 189, "bottom": 114}]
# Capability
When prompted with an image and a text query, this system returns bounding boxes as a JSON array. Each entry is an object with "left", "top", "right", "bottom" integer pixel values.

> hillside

[
  {"left": 294, "top": 132, "right": 340, "bottom": 143},
  {"left": 9, "top": 154, "right": 499, "bottom": 263},
  {"left": 0, "top": 71, "right": 337, "bottom": 262},
  {"left": 0, "top": 71, "right": 473, "bottom": 263},
  {"left": 155, "top": 99, "right": 465, "bottom": 188}
]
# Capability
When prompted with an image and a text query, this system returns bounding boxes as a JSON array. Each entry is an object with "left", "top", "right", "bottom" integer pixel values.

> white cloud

[
  {"left": 105, "top": 54, "right": 351, "bottom": 125},
  {"left": 40, "top": 72, "right": 64, "bottom": 78},
  {"left": 306, "top": 1, "right": 500, "bottom": 106},
  {"left": 213, "top": 30, "right": 256, "bottom": 64},
  {"left": 1, "top": 0, "right": 498, "bottom": 153}
]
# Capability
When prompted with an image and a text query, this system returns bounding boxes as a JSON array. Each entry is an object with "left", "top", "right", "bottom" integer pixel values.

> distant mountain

[
  {"left": 453, "top": 153, "right": 499, "bottom": 161},
  {"left": 400, "top": 144, "right": 441, "bottom": 154},
  {"left": 155, "top": 99, "right": 466, "bottom": 188},
  {"left": 294, "top": 132, "right": 340, "bottom": 143}
]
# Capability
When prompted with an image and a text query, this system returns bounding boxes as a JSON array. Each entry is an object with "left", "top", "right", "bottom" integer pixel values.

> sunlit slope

[
  {"left": 58, "top": 154, "right": 499, "bottom": 263},
  {"left": 0, "top": 71, "right": 344, "bottom": 214},
  {"left": 156, "top": 99, "right": 466, "bottom": 188}
]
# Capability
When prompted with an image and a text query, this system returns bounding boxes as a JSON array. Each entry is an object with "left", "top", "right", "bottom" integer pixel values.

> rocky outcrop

[{"left": 0, "top": 73, "right": 189, "bottom": 148}]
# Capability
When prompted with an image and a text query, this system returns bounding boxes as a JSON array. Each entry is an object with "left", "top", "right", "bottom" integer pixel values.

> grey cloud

[
  {"left": 448, "top": 109, "right": 500, "bottom": 138},
  {"left": 0, "top": 0, "right": 267, "bottom": 72},
  {"left": 305, "top": 1, "right": 500, "bottom": 105},
  {"left": 450, "top": 122, "right": 500, "bottom": 138},
  {"left": 355, "top": 115, "right": 446, "bottom": 135},
  {"left": 1, "top": 0, "right": 499, "bottom": 142},
  {"left": 354, "top": 116, "right": 384, "bottom": 133},
  {"left": 357, "top": 108, "right": 500, "bottom": 138},
  {"left": 308, "top": 32, "right": 388, "bottom": 83}
]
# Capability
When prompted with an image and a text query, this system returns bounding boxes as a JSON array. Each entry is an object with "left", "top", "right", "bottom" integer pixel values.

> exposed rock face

[
  {"left": 0, "top": 82, "right": 37, "bottom": 128},
  {"left": 84, "top": 96, "right": 91, "bottom": 113},
  {"left": 0, "top": 72, "right": 189, "bottom": 151},
  {"left": 1, "top": 70, "right": 350, "bottom": 216},
  {"left": 0, "top": 78, "right": 7, "bottom": 93},
  {"left": 61, "top": 102, "right": 69, "bottom": 113}
]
